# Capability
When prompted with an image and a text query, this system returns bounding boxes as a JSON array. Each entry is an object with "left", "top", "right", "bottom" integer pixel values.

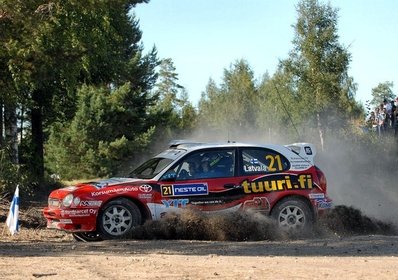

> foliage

[
  {"left": 45, "top": 84, "right": 156, "bottom": 180},
  {"left": 370, "top": 81, "right": 395, "bottom": 107},
  {"left": 0, "top": 146, "right": 29, "bottom": 195},
  {"left": 198, "top": 59, "right": 259, "bottom": 138},
  {"left": 0, "top": 0, "right": 152, "bottom": 184},
  {"left": 255, "top": 71, "right": 304, "bottom": 141},
  {"left": 279, "top": 0, "right": 363, "bottom": 149},
  {"left": 150, "top": 58, "right": 198, "bottom": 141}
]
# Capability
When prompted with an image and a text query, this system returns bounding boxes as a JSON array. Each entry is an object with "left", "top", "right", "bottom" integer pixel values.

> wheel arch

[{"left": 97, "top": 195, "right": 152, "bottom": 225}]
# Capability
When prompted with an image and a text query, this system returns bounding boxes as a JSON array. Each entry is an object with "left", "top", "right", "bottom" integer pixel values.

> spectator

[
  {"left": 395, "top": 102, "right": 398, "bottom": 136},
  {"left": 366, "top": 111, "right": 377, "bottom": 131},
  {"left": 382, "top": 99, "right": 391, "bottom": 129},
  {"left": 376, "top": 106, "right": 386, "bottom": 136},
  {"left": 391, "top": 100, "right": 397, "bottom": 129}
]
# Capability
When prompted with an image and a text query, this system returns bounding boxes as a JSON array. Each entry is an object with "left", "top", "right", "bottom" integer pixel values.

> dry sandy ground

[{"left": 0, "top": 229, "right": 397, "bottom": 280}]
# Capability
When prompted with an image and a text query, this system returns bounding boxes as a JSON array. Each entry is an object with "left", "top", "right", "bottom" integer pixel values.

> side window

[
  {"left": 241, "top": 148, "right": 289, "bottom": 174},
  {"left": 174, "top": 149, "right": 235, "bottom": 180}
]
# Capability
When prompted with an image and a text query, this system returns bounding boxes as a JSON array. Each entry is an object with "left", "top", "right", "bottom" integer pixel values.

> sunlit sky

[{"left": 134, "top": 0, "right": 398, "bottom": 107}]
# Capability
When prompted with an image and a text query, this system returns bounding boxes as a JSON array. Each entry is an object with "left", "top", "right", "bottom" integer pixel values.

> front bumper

[{"left": 43, "top": 207, "right": 98, "bottom": 232}]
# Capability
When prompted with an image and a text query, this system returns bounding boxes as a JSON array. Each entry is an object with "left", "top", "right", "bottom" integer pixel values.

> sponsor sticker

[
  {"left": 59, "top": 219, "right": 73, "bottom": 224},
  {"left": 316, "top": 199, "right": 333, "bottom": 209},
  {"left": 161, "top": 183, "right": 208, "bottom": 197},
  {"left": 138, "top": 193, "right": 152, "bottom": 199},
  {"left": 79, "top": 200, "right": 102, "bottom": 207},
  {"left": 308, "top": 193, "right": 325, "bottom": 199},
  {"left": 91, "top": 186, "right": 138, "bottom": 197},
  {"left": 190, "top": 200, "right": 223, "bottom": 205},
  {"left": 61, "top": 208, "right": 97, "bottom": 217},
  {"left": 161, "top": 199, "right": 189, "bottom": 208},
  {"left": 243, "top": 197, "right": 270, "bottom": 210},
  {"left": 242, "top": 174, "right": 313, "bottom": 194}
]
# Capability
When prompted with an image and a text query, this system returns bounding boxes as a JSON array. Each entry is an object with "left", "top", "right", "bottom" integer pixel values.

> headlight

[{"left": 62, "top": 194, "right": 74, "bottom": 207}]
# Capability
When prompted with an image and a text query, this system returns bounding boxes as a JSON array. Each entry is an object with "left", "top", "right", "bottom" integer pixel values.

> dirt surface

[{"left": 1, "top": 202, "right": 398, "bottom": 279}]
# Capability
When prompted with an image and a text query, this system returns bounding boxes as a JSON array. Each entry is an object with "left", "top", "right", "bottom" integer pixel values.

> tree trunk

[
  {"left": 317, "top": 112, "right": 325, "bottom": 152},
  {"left": 4, "top": 103, "right": 19, "bottom": 163},
  {"left": 31, "top": 90, "right": 44, "bottom": 183},
  {"left": 19, "top": 106, "right": 24, "bottom": 146},
  {"left": 0, "top": 99, "right": 3, "bottom": 147}
]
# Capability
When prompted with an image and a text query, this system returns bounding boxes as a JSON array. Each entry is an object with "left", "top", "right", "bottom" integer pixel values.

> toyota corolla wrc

[{"left": 43, "top": 141, "right": 332, "bottom": 241}]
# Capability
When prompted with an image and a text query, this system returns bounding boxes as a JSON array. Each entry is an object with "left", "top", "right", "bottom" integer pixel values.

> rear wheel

[
  {"left": 98, "top": 198, "right": 142, "bottom": 239},
  {"left": 72, "top": 232, "right": 103, "bottom": 242},
  {"left": 271, "top": 198, "right": 313, "bottom": 233}
]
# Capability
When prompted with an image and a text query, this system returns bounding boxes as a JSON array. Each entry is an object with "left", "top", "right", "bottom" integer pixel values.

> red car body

[{"left": 43, "top": 141, "right": 332, "bottom": 241}]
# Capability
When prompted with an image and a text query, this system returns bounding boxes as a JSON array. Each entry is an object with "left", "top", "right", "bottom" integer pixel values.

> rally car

[{"left": 43, "top": 141, "right": 332, "bottom": 241}]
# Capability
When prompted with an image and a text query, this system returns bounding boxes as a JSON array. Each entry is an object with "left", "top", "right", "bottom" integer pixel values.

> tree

[
  {"left": 0, "top": 2, "right": 24, "bottom": 164},
  {"left": 280, "top": 0, "right": 360, "bottom": 150},
  {"left": 46, "top": 84, "right": 156, "bottom": 179},
  {"left": 150, "top": 58, "right": 197, "bottom": 139},
  {"left": 256, "top": 71, "right": 303, "bottom": 142},
  {"left": 370, "top": 81, "right": 394, "bottom": 107},
  {"left": 198, "top": 59, "right": 259, "bottom": 137},
  {"left": 1, "top": 0, "right": 151, "bottom": 184},
  {"left": 178, "top": 89, "right": 198, "bottom": 133}
]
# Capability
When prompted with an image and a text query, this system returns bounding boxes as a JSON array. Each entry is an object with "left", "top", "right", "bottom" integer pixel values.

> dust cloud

[
  {"left": 130, "top": 206, "right": 395, "bottom": 241},
  {"left": 131, "top": 209, "right": 282, "bottom": 241},
  {"left": 140, "top": 122, "right": 397, "bottom": 241},
  {"left": 317, "top": 135, "right": 398, "bottom": 227}
]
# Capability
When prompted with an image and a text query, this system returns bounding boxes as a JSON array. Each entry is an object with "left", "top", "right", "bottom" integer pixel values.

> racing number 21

[
  {"left": 161, "top": 185, "right": 173, "bottom": 196},
  {"left": 265, "top": 154, "right": 283, "bottom": 171}
]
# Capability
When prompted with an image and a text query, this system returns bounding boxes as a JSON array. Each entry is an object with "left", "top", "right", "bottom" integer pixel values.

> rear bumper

[{"left": 43, "top": 207, "right": 97, "bottom": 232}]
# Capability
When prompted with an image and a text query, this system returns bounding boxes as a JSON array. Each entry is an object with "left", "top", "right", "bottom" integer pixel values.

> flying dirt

[{"left": 129, "top": 205, "right": 396, "bottom": 241}]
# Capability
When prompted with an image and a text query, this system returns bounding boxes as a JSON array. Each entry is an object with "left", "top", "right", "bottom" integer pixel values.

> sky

[{"left": 134, "top": 0, "right": 398, "bottom": 107}]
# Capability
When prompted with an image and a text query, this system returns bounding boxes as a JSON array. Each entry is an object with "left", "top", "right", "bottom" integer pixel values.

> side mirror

[{"left": 160, "top": 170, "right": 177, "bottom": 181}]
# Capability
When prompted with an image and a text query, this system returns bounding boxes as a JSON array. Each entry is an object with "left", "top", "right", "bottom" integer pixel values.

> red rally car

[{"left": 43, "top": 141, "right": 332, "bottom": 241}]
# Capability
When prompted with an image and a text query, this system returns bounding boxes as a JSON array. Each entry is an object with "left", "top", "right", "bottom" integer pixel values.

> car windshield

[{"left": 129, "top": 157, "right": 173, "bottom": 179}]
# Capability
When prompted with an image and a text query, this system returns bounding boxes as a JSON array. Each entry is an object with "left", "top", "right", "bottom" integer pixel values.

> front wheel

[
  {"left": 271, "top": 198, "right": 313, "bottom": 233},
  {"left": 98, "top": 198, "right": 142, "bottom": 239}
]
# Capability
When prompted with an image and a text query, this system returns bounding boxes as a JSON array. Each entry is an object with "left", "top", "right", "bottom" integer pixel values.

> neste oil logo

[{"left": 242, "top": 174, "right": 313, "bottom": 194}]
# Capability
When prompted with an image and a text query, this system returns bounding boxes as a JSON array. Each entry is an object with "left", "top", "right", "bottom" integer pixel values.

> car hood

[
  {"left": 81, "top": 177, "right": 143, "bottom": 189},
  {"left": 49, "top": 177, "right": 144, "bottom": 199}
]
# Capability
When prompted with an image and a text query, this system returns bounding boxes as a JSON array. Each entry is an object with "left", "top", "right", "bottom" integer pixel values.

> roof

[
  {"left": 167, "top": 140, "right": 317, "bottom": 164},
  {"left": 168, "top": 140, "right": 287, "bottom": 151}
]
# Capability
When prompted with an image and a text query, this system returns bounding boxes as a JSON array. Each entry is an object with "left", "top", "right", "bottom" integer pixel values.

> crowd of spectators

[{"left": 366, "top": 97, "right": 398, "bottom": 136}]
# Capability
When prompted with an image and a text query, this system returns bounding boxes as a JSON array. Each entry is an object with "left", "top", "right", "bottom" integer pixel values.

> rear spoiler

[{"left": 285, "top": 143, "right": 316, "bottom": 165}]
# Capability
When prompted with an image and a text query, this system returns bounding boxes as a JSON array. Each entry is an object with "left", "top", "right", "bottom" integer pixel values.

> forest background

[{"left": 0, "top": 0, "right": 396, "bottom": 220}]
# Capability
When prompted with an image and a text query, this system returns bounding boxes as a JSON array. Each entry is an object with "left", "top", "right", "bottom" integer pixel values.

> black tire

[
  {"left": 271, "top": 198, "right": 313, "bottom": 233},
  {"left": 98, "top": 198, "right": 142, "bottom": 239},
  {"left": 72, "top": 232, "right": 103, "bottom": 242}
]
